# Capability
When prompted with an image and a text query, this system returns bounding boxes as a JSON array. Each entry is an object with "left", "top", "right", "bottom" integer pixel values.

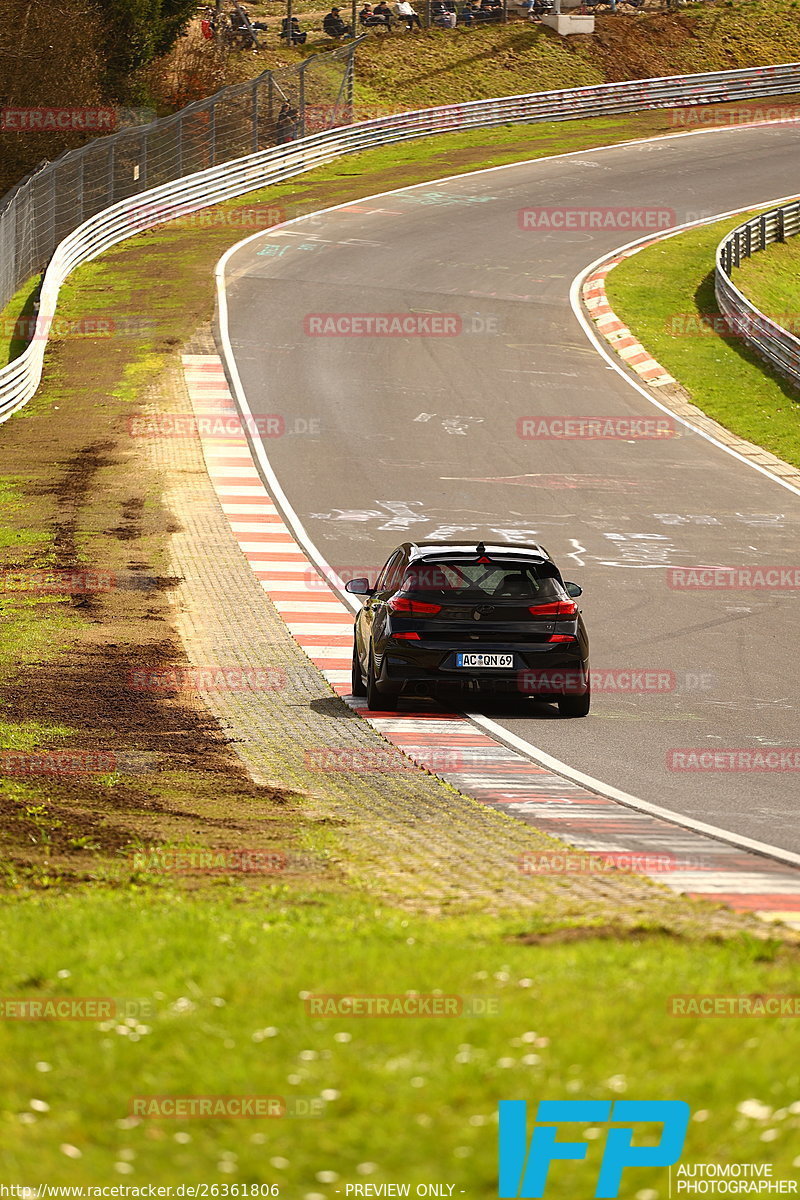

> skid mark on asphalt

[{"left": 182, "top": 352, "right": 800, "bottom": 930}]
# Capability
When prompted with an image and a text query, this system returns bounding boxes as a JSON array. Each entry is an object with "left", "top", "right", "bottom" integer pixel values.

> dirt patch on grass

[{"left": 0, "top": 238, "right": 319, "bottom": 893}]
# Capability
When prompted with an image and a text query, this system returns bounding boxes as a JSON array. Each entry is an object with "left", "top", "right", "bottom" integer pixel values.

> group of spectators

[
  {"left": 357, "top": 0, "right": 511, "bottom": 27},
  {"left": 357, "top": 1, "right": 422, "bottom": 29},
  {"left": 203, "top": 0, "right": 548, "bottom": 48}
]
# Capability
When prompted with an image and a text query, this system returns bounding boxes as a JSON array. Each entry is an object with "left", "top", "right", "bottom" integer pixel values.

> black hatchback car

[{"left": 346, "top": 541, "right": 590, "bottom": 716}]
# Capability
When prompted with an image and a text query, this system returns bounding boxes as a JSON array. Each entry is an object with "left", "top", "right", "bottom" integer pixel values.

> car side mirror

[
  {"left": 564, "top": 581, "right": 583, "bottom": 598},
  {"left": 345, "top": 577, "right": 373, "bottom": 595}
]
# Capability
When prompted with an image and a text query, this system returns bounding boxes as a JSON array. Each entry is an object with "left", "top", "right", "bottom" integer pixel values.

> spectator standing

[{"left": 276, "top": 102, "right": 299, "bottom": 143}]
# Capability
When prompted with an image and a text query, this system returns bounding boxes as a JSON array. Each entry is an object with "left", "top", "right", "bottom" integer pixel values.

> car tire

[
  {"left": 558, "top": 680, "right": 591, "bottom": 718},
  {"left": 367, "top": 650, "right": 400, "bottom": 712},
  {"left": 351, "top": 642, "right": 367, "bottom": 697}
]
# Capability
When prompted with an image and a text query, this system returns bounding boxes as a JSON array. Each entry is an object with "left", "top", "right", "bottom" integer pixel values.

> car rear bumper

[{"left": 378, "top": 642, "right": 589, "bottom": 696}]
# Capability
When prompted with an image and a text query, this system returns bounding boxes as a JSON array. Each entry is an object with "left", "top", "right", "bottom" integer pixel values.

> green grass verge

[
  {"left": 733, "top": 233, "right": 800, "bottom": 329},
  {"left": 0, "top": 277, "right": 39, "bottom": 365},
  {"left": 0, "top": 895, "right": 797, "bottom": 1184},
  {"left": 605, "top": 213, "right": 800, "bottom": 468}
]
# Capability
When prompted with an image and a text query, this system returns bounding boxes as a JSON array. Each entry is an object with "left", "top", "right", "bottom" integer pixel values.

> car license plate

[{"left": 455, "top": 652, "right": 514, "bottom": 669}]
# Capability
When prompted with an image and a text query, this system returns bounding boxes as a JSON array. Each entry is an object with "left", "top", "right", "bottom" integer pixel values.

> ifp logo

[{"left": 498, "top": 1100, "right": 690, "bottom": 1198}]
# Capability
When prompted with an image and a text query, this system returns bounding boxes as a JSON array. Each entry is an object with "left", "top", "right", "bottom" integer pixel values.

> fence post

[
  {"left": 49, "top": 166, "right": 57, "bottom": 257},
  {"left": 140, "top": 129, "right": 148, "bottom": 190},
  {"left": 108, "top": 143, "right": 115, "bottom": 206},
  {"left": 177, "top": 116, "right": 183, "bottom": 177},
  {"left": 299, "top": 61, "right": 307, "bottom": 136},
  {"left": 346, "top": 46, "right": 355, "bottom": 121},
  {"left": 252, "top": 78, "right": 260, "bottom": 153},
  {"left": 78, "top": 154, "right": 85, "bottom": 225},
  {"left": 209, "top": 102, "right": 217, "bottom": 167},
  {"left": 777, "top": 207, "right": 785, "bottom": 243}
]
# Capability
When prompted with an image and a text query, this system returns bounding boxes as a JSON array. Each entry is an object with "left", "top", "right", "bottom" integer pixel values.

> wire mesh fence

[{"left": 0, "top": 43, "right": 358, "bottom": 313}]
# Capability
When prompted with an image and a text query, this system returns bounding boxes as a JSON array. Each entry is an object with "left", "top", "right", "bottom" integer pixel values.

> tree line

[{"left": 1, "top": 0, "right": 197, "bottom": 195}]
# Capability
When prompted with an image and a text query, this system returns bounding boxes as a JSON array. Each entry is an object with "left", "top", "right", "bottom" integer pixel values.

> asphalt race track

[{"left": 220, "top": 122, "right": 800, "bottom": 855}]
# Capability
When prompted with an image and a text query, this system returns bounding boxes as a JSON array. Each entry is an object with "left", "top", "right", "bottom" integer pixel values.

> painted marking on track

[{"left": 182, "top": 351, "right": 800, "bottom": 929}]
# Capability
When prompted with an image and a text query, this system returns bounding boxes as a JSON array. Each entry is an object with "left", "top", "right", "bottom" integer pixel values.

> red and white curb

[
  {"left": 582, "top": 251, "right": 676, "bottom": 387},
  {"left": 181, "top": 352, "right": 800, "bottom": 929}
]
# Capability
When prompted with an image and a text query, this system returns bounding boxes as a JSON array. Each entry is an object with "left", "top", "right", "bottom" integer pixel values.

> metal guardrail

[
  {"left": 4, "top": 60, "right": 800, "bottom": 421},
  {"left": 715, "top": 200, "right": 800, "bottom": 386}
]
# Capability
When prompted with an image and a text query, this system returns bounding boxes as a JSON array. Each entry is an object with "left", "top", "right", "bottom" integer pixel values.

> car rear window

[{"left": 400, "top": 559, "right": 563, "bottom": 600}]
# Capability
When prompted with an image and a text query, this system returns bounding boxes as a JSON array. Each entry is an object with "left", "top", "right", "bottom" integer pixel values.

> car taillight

[
  {"left": 528, "top": 601, "right": 577, "bottom": 618},
  {"left": 388, "top": 597, "right": 442, "bottom": 615},
  {"left": 549, "top": 633, "right": 576, "bottom": 643},
  {"left": 393, "top": 631, "right": 420, "bottom": 640}
]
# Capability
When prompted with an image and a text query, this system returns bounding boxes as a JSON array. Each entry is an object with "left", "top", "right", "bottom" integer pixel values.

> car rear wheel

[
  {"left": 558, "top": 682, "right": 590, "bottom": 718},
  {"left": 367, "top": 650, "right": 400, "bottom": 712},
  {"left": 351, "top": 643, "right": 367, "bottom": 697}
]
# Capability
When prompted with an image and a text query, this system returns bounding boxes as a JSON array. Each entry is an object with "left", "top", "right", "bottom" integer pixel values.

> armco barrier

[
  {"left": 715, "top": 200, "right": 800, "bottom": 386},
  {"left": 3, "top": 60, "right": 800, "bottom": 421}
]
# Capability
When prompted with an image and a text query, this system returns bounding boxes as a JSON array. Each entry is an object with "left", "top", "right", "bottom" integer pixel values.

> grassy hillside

[
  {"left": 732, "top": 234, "right": 800, "bottom": 327},
  {"left": 214, "top": 0, "right": 800, "bottom": 114}
]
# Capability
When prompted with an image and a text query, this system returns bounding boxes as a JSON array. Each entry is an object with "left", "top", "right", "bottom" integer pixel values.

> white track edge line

[{"left": 467, "top": 712, "right": 800, "bottom": 869}]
